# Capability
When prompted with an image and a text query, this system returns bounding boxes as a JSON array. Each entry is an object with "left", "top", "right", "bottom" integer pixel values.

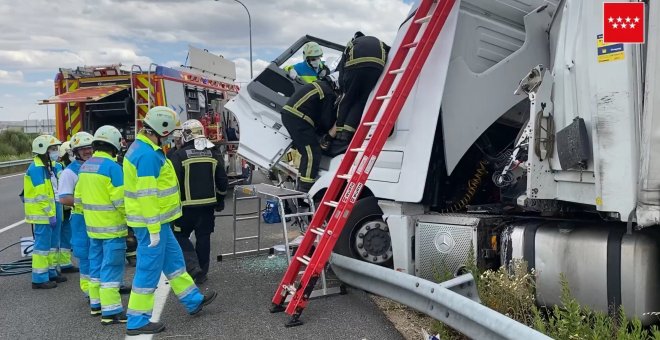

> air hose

[
  {"left": 441, "top": 160, "right": 489, "bottom": 213},
  {"left": 0, "top": 240, "right": 33, "bottom": 276}
]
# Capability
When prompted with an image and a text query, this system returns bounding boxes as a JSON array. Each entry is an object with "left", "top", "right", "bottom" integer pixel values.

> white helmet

[
  {"left": 93, "top": 125, "right": 123, "bottom": 152},
  {"left": 32, "top": 135, "right": 61, "bottom": 155},
  {"left": 71, "top": 132, "right": 94, "bottom": 151},
  {"left": 143, "top": 106, "right": 181, "bottom": 137},
  {"left": 182, "top": 119, "right": 214, "bottom": 150},
  {"left": 303, "top": 42, "right": 323, "bottom": 58},
  {"left": 59, "top": 141, "right": 72, "bottom": 158}
]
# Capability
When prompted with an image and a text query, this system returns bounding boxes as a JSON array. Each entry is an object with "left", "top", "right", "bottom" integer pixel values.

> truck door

[{"left": 225, "top": 35, "right": 344, "bottom": 171}]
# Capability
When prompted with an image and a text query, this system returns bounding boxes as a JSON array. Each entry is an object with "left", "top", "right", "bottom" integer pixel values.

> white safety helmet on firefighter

[
  {"left": 70, "top": 131, "right": 94, "bottom": 151},
  {"left": 93, "top": 125, "right": 123, "bottom": 152},
  {"left": 143, "top": 106, "right": 181, "bottom": 137},
  {"left": 182, "top": 119, "right": 214, "bottom": 150},
  {"left": 303, "top": 42, "right": 323, "bottom": 59},
  {"left": 32, "top": 135, "right": 61, "bottom": 155},
  {"left": 325, "top": 71, "right": 340, "bottom": 91},
  {"left": 59, "top": 141, "right": 72, "bottom": 158}
]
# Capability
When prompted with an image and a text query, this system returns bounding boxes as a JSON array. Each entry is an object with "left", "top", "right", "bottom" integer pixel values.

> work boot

[
  {"left": 126, "top": 255, "right": 137, "bottom": 268},
  {"left": 90, "top": 307, "right": 102, "bottom": 316},
  {"left": 189, "top": 290, "right": 218, "bottom": 315},
  {"left": 49, "top": 275, "right": 68, "bottom": 283},
  {"left": 119, "top": 284, "right": 131, "bottom": 295},
  {"left": 101, "top": 312, "right": 127, "bottom": 325},
  {"left": 126, "top": 322, "right": 166, "bottom": 336},
  {"left": 60, "top": 266, "right": 79, "bottom": 274},
  {"left": 32, "top": 281, "right": 57, "bottom": 289}
]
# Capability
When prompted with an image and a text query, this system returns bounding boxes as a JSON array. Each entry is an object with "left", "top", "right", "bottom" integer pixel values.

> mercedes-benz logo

[{"left": 434, "top": 231, "right": 456, "bottom": 254}]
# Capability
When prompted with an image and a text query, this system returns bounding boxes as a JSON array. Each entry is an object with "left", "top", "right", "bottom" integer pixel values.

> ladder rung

[
  {"left": 415, "top": 15, "right": 432, "bottom": 24},
  {"left": 363, "top": 121, "right": 379, "bottom": 126},
  {"left": 235, "top": 236, "right": 259, "bottom": 241},
  {"left": 235, "top": 215, "right": 260, "bottom": 221},
  {"left": 310, "top": 228, "right": 325, "bottom": 236},
  {"left": 283, "top": 284, "right": 297, "bottom": 294},
  {"left": 337, "top": 174, "right": 351, "bottom": 180},
  {"left": 324, "top": 201, "right": 339, "bottom": 208},
  {"left": 297, "top": 256, "right": 310, "bottom": 265},
  {"left": 389, "top": 68, "right": 405, "bottom": 74},
  {"left": 376, "top": 95, "right": 392, "bottom": 100},
  {"left": 402, "top": 41, "right": 419, "bottom": 49},
  {"left": 350, "top": 148, "right": 365, "bottom": 153},
  {"left": 302, "top": 255, "right": 311, "bottom": 262}
]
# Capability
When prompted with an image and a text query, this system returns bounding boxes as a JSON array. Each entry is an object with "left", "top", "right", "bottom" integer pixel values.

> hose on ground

[{"left": 0, "top": 240, "right": 33, "bottom": 276}]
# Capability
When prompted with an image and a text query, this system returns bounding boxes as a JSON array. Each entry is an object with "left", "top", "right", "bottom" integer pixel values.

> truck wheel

[{"left": 333, "top": 196, "right": 393, "bottom": 267}]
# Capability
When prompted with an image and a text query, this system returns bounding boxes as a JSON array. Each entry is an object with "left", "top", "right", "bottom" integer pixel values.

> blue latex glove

[{"left": 49, "top": 216, "right": 57, "bottom": 228}]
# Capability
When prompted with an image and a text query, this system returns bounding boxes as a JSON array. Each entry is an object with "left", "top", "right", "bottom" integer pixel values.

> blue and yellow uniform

[
  {"left": 76, "top": 150, "right": 127, "bottom": 321},
  {"left": 124, "top": 133, "right": 205, "bottom": 330}
]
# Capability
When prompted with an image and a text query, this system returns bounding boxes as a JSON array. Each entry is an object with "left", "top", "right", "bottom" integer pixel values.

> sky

[{"left": 0, "top": 0, "right": 413, "bottom": 121}]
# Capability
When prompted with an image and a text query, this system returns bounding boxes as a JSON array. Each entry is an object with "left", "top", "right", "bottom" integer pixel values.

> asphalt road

[{"left": 0, "top": 171, "right": 403, "bottom": 340}]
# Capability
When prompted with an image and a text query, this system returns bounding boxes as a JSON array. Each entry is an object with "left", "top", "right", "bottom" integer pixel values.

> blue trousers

[
  {"left": 48, "top": 203, "right": 63, "bottom": 276},
  {"left": 70, "top": 213, "right": 91, "bottom": 299},
  {"left": 59, "top": 211, "right": 73, "bottom": 268},
  {"left": 89, "top": 237, "right": 126, "bottom": 316},
  {"left": 32, "top": 224, "right": 56, "bottom": 283},
  {"left": 127, "top": 224, "right": 204, "bottom": 330}
]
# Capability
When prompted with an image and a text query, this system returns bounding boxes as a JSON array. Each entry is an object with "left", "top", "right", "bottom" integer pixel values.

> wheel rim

[{"left": 353, "top": 219, "right": 392, "bottom": 264}]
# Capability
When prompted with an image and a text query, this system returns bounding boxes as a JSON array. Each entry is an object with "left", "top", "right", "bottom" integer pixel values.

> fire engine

[{"left": 40, "top": 46, "right": 251, "bottom": 184}]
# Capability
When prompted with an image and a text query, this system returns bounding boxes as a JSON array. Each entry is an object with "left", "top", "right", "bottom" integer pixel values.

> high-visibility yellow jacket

[
  {"left": 123, "top": 134, "right": 182, "bottom": 234},
  {"left": 75, "top": 151, "right": 126, "bottom": 239},
  {"left": 23, "top": 157, "right": 56, "bottom": 224}
]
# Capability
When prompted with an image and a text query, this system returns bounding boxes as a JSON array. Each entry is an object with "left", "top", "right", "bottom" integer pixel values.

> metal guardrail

[
  {"left": 329, "top": 253, "right": 552, "bottom": 340},
  {"left": 0, "top": 159, "right": 31, "bottom": 169}
]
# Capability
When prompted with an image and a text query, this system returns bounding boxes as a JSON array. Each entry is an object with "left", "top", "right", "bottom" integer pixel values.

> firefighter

[
  {"left": 24, "top": 135, "right": 67, "bottom": 289},
  {"left": 124, "top": 106, "right": 217, "bottom": 335},
  {"left": 333, "top": 32, "right": 390, "bottom": 151},
  {"left": 281, "top": 73, "right": 340, "bottom": 192},
  {"left": 285, "top": 42, "right": 331, "bottom": 83},
  {"left": 57, "top": 140, "right": 77, "bottom": 274},
  {"left": 59, "top": 132, "right": 94, "bottom": 305},
  {"left": 75, "top": 125, "right": 128, "bottom": 325},
  {"left": 170, "top": 119, "right": 228, "bottom": 284}
]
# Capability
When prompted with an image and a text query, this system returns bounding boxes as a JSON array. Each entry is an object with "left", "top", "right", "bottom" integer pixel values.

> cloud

[
  {"left": 232, "top": 58, "right": 270, "bottom": 83},
  {"left": 0, "top": 70, "right": 24, "bottom": 84}
]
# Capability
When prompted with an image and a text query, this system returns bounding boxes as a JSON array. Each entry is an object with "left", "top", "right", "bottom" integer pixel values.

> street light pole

[
  {"left": 218, "top": 0, "right": 253, "bottom": 79},
  {"left": 27, "top": 111, "right": 36, "bottom": 133},
  {"left": 46, "top": 105, "right": 50, "bottom": 134}
]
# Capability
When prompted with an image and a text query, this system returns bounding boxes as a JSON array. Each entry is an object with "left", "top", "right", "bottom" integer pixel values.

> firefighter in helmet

[
  {"left": 285, "top": 41, "right": 331, "bottom": 83},
  {"left": 169, "top": 119, "right": 228, "bottom": 284}
]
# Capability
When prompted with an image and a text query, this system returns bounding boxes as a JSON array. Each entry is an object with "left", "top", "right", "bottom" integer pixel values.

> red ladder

[{"left": 270, "top": 0, "right": 457, "bottom": 326}]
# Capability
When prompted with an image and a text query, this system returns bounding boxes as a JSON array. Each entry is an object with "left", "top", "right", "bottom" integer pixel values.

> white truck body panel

[{"left": 637, "top": 0, "right": 660, "bottom": 227}]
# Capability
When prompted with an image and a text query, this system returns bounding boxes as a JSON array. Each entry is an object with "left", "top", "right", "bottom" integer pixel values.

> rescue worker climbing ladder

[
  {"left": 76, "top": 125, "right": 128, "bottom": 325},
  {"left": 281, "top": 73, "right": 341, "bottom": 192},
  {"left": 123, "top": 106, "right": 217, "bottom": 336}
]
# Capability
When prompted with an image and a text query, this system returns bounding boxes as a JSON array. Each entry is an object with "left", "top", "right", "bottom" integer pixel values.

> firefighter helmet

[
  {"left": 32, "top": 135, "right": 61, "bottom": 155},
  {"left": 59, "top": 141, "right": 72, "bottom": 158},
  {"left": 181, "top": 119, "right": 205, "bottom": 143},
  {"left": 93, "top": 125, "right": 123, "bottom": 151},
  {"left": 143, "top": 106, "right": 181, "bottom": 137},
  {"left": 303, "top": 42, "right": 323, "bottom": 58},
  {"left": 70, "top": 132, "right": 94, "bottom": 151}
]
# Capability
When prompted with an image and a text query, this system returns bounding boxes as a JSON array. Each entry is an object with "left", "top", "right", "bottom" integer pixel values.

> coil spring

[{"left": 441, "top": 160, "right": 488, "bottom": 213}]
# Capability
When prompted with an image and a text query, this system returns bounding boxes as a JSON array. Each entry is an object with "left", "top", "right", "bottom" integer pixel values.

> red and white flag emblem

[{"left": 603, "top": 2, "right": 645, "bottom": 44}]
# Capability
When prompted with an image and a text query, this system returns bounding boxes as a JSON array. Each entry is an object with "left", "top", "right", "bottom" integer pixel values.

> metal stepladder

[
  {"left": 130, "top": 63, "right": 158, "bottom": 134},
  {"left": 269, "top": 0, "right": 457, "bottom": 327},
  {"left": 221, "top": 183, "right": 342, "bottom": 298}
]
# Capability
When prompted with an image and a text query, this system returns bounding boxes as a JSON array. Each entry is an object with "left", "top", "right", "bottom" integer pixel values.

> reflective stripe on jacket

[
  {"left": 24, "top": 157, "right": 56, "bottom": 224},
  {"left": 75, "top": 151, "right": 126, "bottom": 239},
  {"left": 123, "top": 134, "right": 182, "bottom": 234}
]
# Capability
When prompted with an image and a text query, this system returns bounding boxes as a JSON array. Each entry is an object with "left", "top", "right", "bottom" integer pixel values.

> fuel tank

[{"left": 502, "top": 221, "right": 660, "bottom": 325}]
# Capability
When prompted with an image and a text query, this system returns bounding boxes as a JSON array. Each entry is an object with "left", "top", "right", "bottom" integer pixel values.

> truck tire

[{"left": 332, "top": 196, "right": 393, "bottom": 267}]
